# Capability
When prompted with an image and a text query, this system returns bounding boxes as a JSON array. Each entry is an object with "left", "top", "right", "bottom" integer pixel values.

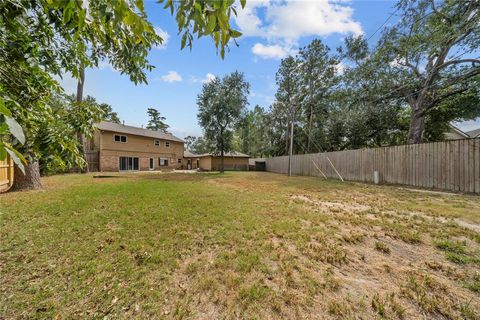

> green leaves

[
  {"left": 4, "top": 143, "right": 26, "bottom": 174},
  {"left": 0, "top": 96, "right": 26, "bottom": 172},
  {"left": 161, "top": 0, "right": 245, "bottom": 58},
  {"left": 0, "top": 98, "right": 11, "bottom": 117},
  {"left": 4, "top": 117, "right": 25, "bottom": 144},
  {"left": 197, "top": 71, "right": 250, "bottom": 158}
]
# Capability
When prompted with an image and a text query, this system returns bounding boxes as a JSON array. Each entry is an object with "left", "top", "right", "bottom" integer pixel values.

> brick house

[{"left": 86, "top": 121, "right": 184, "bottom": 172}]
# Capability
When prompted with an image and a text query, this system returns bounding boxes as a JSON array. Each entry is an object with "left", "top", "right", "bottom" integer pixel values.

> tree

[
  {"left": 373, "top": 0, "right": 480, "bottom": 143},
  {"left": 234, "top": 105, "right": 269, "bottom": 157},
  {"left": 146, "top": 108, "right": 169, "bottom": 132},
  {"left": 184, "top": 136, "right": 198, "bottom": 151},
  {"left": 192, "top": 136, "right": 215, "bottom": 154},
  {"left": 274, "top": 56, "right": 300, "bottom": 155},
  {"left": 297, "top": 39, "right": 337, "bottom": 152},
  {"left": 2, "top": 0, "right": 246, "bottom": 190},
  {"left": 197, "top": 71, "right": 250, "bottom": 172},
  {"left": 98, "top": 103, "right": 121, "bottom": 124}
]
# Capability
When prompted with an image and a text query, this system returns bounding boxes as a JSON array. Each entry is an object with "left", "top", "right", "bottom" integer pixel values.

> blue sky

[{"left": 59, "top": 0, "right": 479, "bottom": 138}]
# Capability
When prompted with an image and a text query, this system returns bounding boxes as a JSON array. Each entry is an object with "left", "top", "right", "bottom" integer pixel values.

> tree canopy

[
  {"left": 197, "top": 71, "right": 249, "bottom": 172},
  {"left": 146, "top": 108, "right": 169, "bottom": 133},
  {"left": 1, "top": 0, "right": 246, "bottom": 189}
]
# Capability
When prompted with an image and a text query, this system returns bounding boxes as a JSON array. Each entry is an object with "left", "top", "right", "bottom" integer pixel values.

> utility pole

[{"left": 288, "top": 120, "right": 294, "bottom": 176}]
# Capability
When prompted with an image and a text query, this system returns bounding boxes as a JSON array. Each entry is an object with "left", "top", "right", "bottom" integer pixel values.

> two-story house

[{"left": 86, "top": 121, "right": 184, "bottom": 172}]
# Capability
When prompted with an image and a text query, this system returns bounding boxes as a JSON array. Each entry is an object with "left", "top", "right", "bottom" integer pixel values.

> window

[
  {"left": 177, "top": 159, "right": 182, "bottom": 164},
  {"left": 165, "top": 141, "right": 170, "bottom": 148},
  {"left": 119, "top": 157, "right": 139, "bottom": 171},
  {"left": 159, "top": 158, "right": 168, "bottom": 166},
  {"left": 154, "top": 139, "right": 160, "bottom": 146},
  {"left": 149, "top": 158, "right": 154, "bottom": 170},
  {"left": 114, "top": 134, "right": 127, "bottom": 143}
]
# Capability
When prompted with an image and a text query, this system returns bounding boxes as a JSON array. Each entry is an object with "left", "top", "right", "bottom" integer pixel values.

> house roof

[
  {"left": 197, "top": 151, "right": 250, "bottom": 158},
  {"left": 466, "top": 128, "right": 480, "bottom": 138},
  {"left": 183, "top": 151, "right": 250, "bottom": 158},
  {"left": 96, "top": 121, "right": 184, "bottom": 143},
  {"left": 184, "top": 150, "right": 199, "bottom": 158},
  {"left": 448, "top": 124, "right": 469, "bottom": 138}
]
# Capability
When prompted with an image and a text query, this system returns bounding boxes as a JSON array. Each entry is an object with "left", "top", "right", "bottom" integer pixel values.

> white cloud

[
  {"left": 252, "top": 43, "right": 290, "bottom": 59},
  {"left": 236, "top": 0, "right": 363, "bottom": 59},
  {"left": 160, "top": 71, "right": 182, "bottom": 83},
  {"left": 335, "top": 61, "right": 346, "bottom": 75},
  {"left": 191, "top": 73, "right": 216, "bottom": 84},
  {"left": 154, "top": 27, "right": 170, "bottom": 49},
  {"left": 236, "top": 0, "right": 363, "bottom": 41}
]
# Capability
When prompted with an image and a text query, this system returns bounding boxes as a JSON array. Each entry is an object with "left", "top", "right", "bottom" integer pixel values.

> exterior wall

[
  {"left": 197, "top": 156, "right": 249, "bottom": 171},
  {"left": 96, "top": 130, "right": 184, "bottom": 172},
  {"left": 182, "top": 157, "right": 199, "bottom": 170},
  {"left": 211, "top": 157, "right": 249, "bottom": 171},
  {"left": 198, "top": 156, "right": 212, "bottom": 171},
  {"left": 445, "top": 130, "right": 467, "bottom": 140}
]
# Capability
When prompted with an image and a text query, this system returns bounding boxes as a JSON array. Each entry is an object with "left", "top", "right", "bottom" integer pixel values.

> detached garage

[{"left": 197, "top": 152, "right": 250, "bottom": 171}]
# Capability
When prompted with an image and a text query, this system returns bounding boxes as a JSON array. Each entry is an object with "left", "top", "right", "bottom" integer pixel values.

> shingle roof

[
  {"left": 466, "top": 128, "right": 480, "bottom": 138},
  {"left": 196, "top": 151, "right": 250, "bottom": 158},
  {"left": 96, "top": 121, "right": 184, "bottom": 143},
  {"left": 184, "top": 150, "right": 199, "bottom": 158}
]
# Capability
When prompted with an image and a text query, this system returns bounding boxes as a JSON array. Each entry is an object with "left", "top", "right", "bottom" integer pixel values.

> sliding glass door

[{"left": 119, "top": 157, "right": 139, "bottom": 171}]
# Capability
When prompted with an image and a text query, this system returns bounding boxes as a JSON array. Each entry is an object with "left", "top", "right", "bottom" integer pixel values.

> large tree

[
  {"left": 235, "top": 105, "right": 269, "bottom": 157},
  {"left": 374, "top": 0, "right": 480, "bottom": 143},
  {"left": 197, "top": 71, "right": 250, "bottom": 172},
  {"left": 297, "top": 39, "right": 337, "bottom": 152},
  {"left": 146, "top": 108, "right": 169, "bottom": 132}
]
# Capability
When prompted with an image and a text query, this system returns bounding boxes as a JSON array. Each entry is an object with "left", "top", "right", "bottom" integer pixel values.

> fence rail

[{"left": 257, "top": 138, "right": 480, "bottom": 194}]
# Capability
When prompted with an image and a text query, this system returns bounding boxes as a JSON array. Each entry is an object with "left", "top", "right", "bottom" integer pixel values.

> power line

[{"left": 366, "top": 7, "right": 400, "bottom": 43}]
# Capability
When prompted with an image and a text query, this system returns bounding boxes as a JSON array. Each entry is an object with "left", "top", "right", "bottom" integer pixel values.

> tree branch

[{"left": 436, "top": 58, "right": 480, "bottom": 70}]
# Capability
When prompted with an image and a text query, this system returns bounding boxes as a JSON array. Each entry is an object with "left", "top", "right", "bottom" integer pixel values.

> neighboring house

[
  {"left": 189, "top": 151, "right": 250, "bottom": 171},
  {"left": 466, "top": 128, "right": 480, "bottom": 138},
  {"left": 86, "top": 121, "right": 184, "bottom": 172},
  {"left": 445, "top": 125, "right": 469, "bottom": 140}
]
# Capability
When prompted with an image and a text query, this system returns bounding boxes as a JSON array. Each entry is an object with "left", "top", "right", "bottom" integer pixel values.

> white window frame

[
  {"left": 114, "top": 134, "right": 127, "bottom": 143},
  {"left": 154, "top": 139, "right": 160, "bottom": 146},
  {"left": 165, "top": 141, "right": 170, "bottom": 148}
]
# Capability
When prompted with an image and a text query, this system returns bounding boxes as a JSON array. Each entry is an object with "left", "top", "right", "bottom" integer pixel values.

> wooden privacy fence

[
  {"left": 0, "top": 155, "right": 14, "bottom": 193},
  {"left": 85, "top": 150, "right": 99, "bottom": 172},
  {"left": 260, "top": 138, "right": 480, "bottom": 194}
]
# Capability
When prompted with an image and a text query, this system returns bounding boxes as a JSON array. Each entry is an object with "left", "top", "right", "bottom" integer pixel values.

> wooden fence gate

[{"left": 0, "top": 155, "right": 14, "bottom": 192}]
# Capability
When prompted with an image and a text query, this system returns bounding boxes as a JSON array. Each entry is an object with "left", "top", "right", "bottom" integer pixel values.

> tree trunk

[
  {"left": 220, "top": 149, "right": 225, "bottom": 173},
  {"left": 307, "top": 103, "right": 313, "bottom": 153},
  {"left": 12, "top": 161, "right": 42, "bottom": 191},
  {"left": 76, "top": 65, "right": 89, "bottom": 173},
  {"left": 407, "top": 106, "right": 425, "bottom": 144}
]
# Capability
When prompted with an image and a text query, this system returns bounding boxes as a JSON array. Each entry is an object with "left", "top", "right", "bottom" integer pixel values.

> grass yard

[{"left": 1, "top": 172, "right": 480, "bottom": 319}]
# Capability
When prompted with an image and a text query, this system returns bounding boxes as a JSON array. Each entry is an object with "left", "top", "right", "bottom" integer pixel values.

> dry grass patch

[{"left": 1, "top": 172, "right": 479, "bottom": 319}]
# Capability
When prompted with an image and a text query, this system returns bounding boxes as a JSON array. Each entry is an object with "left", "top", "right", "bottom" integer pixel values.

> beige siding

[
  {"left": 198, "top": 156, "right": 212, "bottom": 171},
  {"left": 96, "top": 130, "right": 184, "bottom": 172},
  {"left": 211, "top": 157, "right": 249, "bottom": 171},
  {"left": 197, "top": 156, "right": 249, "bottom": 171}
]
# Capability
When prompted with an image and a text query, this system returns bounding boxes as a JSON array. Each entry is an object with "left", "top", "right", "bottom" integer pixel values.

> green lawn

[{"left": 1, "top": 172, "right": 479, "bottom": 319}]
